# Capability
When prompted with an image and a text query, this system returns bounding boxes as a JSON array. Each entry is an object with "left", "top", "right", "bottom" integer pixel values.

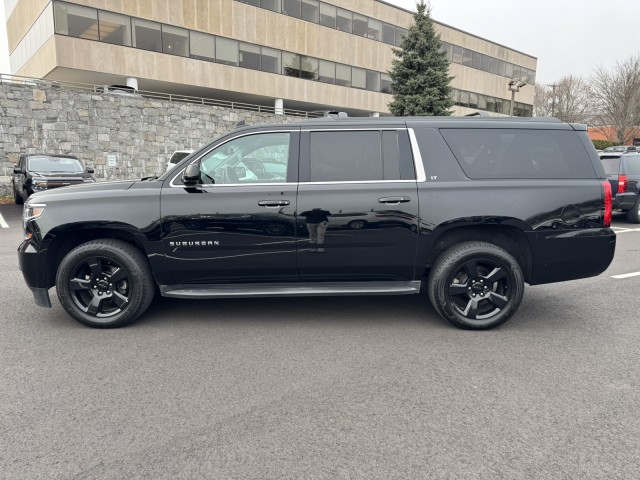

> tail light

[
  {"left": 602, "top": 180, "right": 612, "bottom": 227},
  {"left": 618, "top": 174, "right": 628, "bottom": 193}
]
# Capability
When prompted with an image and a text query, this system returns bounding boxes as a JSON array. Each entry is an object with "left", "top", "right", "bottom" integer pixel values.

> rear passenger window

[
  {"left": 308, "top": 130, "right": 406, "bottom": 182},
  {"left": 440, "top": 129, "right": 597, "bottom": 179}
]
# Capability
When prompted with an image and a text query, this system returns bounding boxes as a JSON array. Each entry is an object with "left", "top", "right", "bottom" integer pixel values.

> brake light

[
  {"left": 602, "top": 180, "right": 612, "bottom": 227},
  {"left": 618, "top": 174, "right": 628, "bottom": 193}
]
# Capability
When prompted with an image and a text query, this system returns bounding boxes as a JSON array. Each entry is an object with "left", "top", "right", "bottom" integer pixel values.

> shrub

[{"left": 592, "top": 140, "right": 616, "bottom": 150}]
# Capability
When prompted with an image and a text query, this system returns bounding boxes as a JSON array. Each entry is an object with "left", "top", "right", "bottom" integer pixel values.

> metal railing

[{"left": 0, "top": 73, "right": 326, "bottom": 118}]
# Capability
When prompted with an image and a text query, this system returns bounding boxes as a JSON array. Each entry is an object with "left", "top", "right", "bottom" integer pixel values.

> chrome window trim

[
  {"left": 408, "top": 128, "right": 426, "bottom": 182},
  {"left": 300, "top": 180, "right": 416, "bottom": 185},
  {"left": 169, "top": 129, "right": 298, "bottom": 188}
]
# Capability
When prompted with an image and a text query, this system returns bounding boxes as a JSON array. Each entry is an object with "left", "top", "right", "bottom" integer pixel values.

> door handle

[
  {"left": 378, "top": 197, "right": 411, "bottom": 204},
  {"left": 258, "top": 200, "right": 290, "bottom": 207}
]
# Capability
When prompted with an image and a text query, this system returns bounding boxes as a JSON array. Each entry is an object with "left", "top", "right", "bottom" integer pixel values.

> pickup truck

[{"left": 18, "top": 116, "right": 616, "bottom": 330}]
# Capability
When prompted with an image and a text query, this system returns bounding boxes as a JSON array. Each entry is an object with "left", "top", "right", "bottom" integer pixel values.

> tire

[
  {"left": 348, "top": 220, "right": 367, "bottom": 230},
  {"left": 56, "top": 239, "right": 155, "bottom": 328},
  {"left": 427, "top": 241, "right": 525, "bottom": 330},
  {"left": 626, "top": 197, "right": 640, "bottom": 223},
  {"left": 13, "top": 186, "right": 23, "bottom": 205}
]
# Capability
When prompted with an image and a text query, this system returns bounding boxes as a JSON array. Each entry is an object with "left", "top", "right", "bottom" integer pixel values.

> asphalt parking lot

[{"left": 1, "top": 203, "right": 639, "bottom": 479}]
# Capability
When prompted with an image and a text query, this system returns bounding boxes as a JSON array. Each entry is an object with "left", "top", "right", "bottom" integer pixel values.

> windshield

[{"left": 28, "top": 156, "right": 84, "bottom": 173}]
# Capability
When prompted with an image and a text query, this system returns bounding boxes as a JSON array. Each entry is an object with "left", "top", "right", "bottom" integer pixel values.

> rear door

[{"left": 296, "top": 126, "right": 420, "bottom": 281}]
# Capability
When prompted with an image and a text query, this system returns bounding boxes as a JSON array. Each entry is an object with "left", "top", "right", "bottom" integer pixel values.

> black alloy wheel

[
  {"left": 56, "top": 239, "right": 155, "bottom": 328},
  {"left": 428, "top": 241, "right": 525, "bottom": 330}
]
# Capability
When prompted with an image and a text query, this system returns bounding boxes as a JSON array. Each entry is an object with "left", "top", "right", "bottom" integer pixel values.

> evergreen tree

[{"left": 388, "top": 1, "right": 454, "bottom": 116}]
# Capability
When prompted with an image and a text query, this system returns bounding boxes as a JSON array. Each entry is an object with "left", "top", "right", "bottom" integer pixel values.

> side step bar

[{"left": 160, "top": 281, "right": 422, "bottom": 299}]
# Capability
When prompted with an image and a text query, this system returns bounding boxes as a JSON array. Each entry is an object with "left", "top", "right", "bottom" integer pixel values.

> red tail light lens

[
  {"left": 602, "top": 180, "right": 612, "bottom": 227},
  {"left": 618, "top": 174, "right": 628, "bottom": 193}
]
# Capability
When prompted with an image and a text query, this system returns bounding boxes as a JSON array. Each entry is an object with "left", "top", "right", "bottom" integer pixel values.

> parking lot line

[
  {"left": 0, "top": 213, "right": 9, "bottom": 229},
  {"left": 611, "top": 227, "right": 640, "bottom": 233},
  {"left": 611, "top": 271, "right": 640, "bottom": 279}
]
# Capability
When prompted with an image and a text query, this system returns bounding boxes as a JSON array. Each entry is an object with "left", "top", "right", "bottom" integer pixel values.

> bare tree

[
  {"left": 534, "top": 76, "right": 592, "bottom": 123},
  {"left": 590, "top": 55, "right": 640, "bottom": 144}
]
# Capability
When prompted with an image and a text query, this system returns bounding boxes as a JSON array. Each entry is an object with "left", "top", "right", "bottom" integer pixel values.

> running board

[{"left": 160, "top": 281, "right": 422, "bottom": 299}]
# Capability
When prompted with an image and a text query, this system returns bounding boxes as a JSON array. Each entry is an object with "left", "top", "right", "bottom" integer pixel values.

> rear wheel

[
  {"left": 56, "top": 239, "right": 155, "bottom": 328},
  {"left": 428, "top": 241, "right": 525, "bottom": 330},
  {"left": 626, "top": 198, "right": 640, "bottom": 223}
]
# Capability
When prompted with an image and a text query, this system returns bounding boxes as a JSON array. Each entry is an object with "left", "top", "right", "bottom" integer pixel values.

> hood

[{"left": 28, "top": 180, "right": 138, "bottom": 202}]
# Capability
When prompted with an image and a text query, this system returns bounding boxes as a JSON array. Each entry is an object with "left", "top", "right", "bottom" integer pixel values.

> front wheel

[
  {"left": 427, "top": 241, "right": 525, "bottom": 330},
  {"left": 56, "top": 239, "right": 155, "bottom": 328}
]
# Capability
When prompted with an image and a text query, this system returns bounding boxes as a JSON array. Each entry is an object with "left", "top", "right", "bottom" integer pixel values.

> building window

[
  {"left": 239, "top": 42, "right": 261, "bottom": 70},
  {"left": 162, "top": 25, "right": 189, "bottom": 57},
  {"left": 190, "top": 31, "right": 215, "bottom": 62},
  {"left": 282, "top": 0, "right": 301, "bottom": 18},
  {"left": 462, "top": 49, "right": 472, "bottom": 67},
  {"left": 472, "top": 51, "right": 481, "bottom": 69},
  {"left": 54, "top": 3, "right": 99, "bottom": 40},
  {"left": 300, "top": 56, "right": 318, "bottom": 80},
  {"left": 261, "top": 47, "right": 281, "bottom": 74},
  {"left": 382, "top": 23, "right": 395, "bottom": 45},
  {"left": 380, "top": 73, "right": 392, "bottom": 94},
  {"left": 301, "top": 0, "right": 319, "bottom": 23},
  {"left": 336, "top": 8, "right": 352, "bottom": 33},
  {"left": 132, "top": 18, "right": 162, "bottom": 52},
  {"left": 319, "top": 3, "right": 336, "bottom": 28},
  {"left": 261, "top": 0, "right": 282, "bottom": 12},
  {"left": 352, "top": 67, "right": 366, "bottom": 89},
  {"left": 352, "top": 13, "right": 368, "bottom": 37},
  {"left": 318, "top": 60, "right": 335, "bottom": 84},
  {"left": 367, "top": 18, "right": 381, "bottom": 41},
  {"left": 395, "top": 27, "right": 407, "bottom": 46},
  {"left": 366, "top": 70, "right": 380, "bottom": 92},
  {"left": 335, "top": 63, "right": 351, "bottom": 87},
  {"left": 216, "top": 37, "right": 239, "bottom": 66},
  {"left": 452, "top": 46, "right": 463, "bottom": 64},
  {"left": 98, "top": 11, "right": 131, "bottom": 46},
  {"left": 283, "top": 52, "right": 301, "bottom": 77}
]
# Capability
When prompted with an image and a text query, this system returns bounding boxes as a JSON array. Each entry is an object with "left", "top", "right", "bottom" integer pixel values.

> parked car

[
  {"left": 12, "top": 154, "right": 95, "bottom": 204},
  {"left": 18, "top": 117, "right": 615, "bottom": 330},
  {"left": 166, "top": 150, "right": 195, "bottom": 172},
  {"left": 600, "top": 152, "right": 640, "bottom": 222},
  {"left": 601, "top": 145, "right": 637, "bottom": 154}
]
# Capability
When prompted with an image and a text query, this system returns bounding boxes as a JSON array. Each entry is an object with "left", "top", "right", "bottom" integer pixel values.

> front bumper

[
  {"left": 18, "top": 239, "right": 52, "bottom": 308},
  {"left": 614, "top": 192, "right": 638, "bottom": 210}
]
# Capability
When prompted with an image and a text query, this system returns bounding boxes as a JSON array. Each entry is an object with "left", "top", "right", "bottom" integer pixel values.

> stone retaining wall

[{"left": 0, "top": 81, "right": 301, "bottom": 197}]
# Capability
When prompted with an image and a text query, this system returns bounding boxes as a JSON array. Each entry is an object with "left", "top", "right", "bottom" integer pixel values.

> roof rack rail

[{"left": 464, "top": 111, "right": 491, "bottom": 117}]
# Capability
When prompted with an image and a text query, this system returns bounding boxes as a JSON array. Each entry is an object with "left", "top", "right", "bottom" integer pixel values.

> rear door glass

[
  {"left": 600, "top": 156, "right": 621, "bottom": 175},
  {"left": 440, "top": 129, "right": 597, "bottom": 179}
]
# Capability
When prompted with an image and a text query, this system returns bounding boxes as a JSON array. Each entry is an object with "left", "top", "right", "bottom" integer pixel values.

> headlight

[
  {"left": 23, "top": 203, "right": 46, "bottom": 230},
  {"left": 32, "top": 180, "right": 48, "bottom": 190}
]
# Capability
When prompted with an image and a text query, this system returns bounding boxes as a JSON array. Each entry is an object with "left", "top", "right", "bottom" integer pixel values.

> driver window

[{"left": 199, "top": 132, "right": 290, "bottom": 184}]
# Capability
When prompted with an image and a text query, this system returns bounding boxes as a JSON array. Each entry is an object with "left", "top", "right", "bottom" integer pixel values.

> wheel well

[
  {"left": 45, "top": 228, "right": 144, "bottom": 288},
  {"left": 424, "top": 226, "right": 532, "bottom": 282}
]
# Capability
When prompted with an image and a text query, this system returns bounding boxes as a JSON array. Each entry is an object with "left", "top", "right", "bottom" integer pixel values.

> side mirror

[
  {"left": 13, "top": 165, "right": 23, "bottom": 174},
  {"left": 182, "top": 163, "right": 201, "bottom": 186},
  {"left": 87, "top": 167, "right": 95, "bottom": 174}
]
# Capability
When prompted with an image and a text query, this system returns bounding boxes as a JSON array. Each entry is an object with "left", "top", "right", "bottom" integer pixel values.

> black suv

[
  {"left": 18, "top": 117, "right": 615, "bottom": 330},
  {"left": 600, "top": 152, "right": 640, "bottom": 222},
  {"left": 12, "top": 154, "right": 95, "bottom": 204}
]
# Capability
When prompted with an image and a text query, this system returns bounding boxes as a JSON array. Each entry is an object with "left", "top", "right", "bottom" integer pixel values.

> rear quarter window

[
  {"left": 440, "top": 129, "right": 597, "bottom": 179},
  {"left": 623, "top": 155, "right": 640, "bottom": 175}
]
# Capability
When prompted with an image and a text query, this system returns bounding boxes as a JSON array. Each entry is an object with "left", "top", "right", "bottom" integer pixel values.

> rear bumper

[
  {"left": 614, "top": 192, "right": 637, "bottom": 210},
  {"left": 529, "top": 228, "right": 616, "bottom": 285}
]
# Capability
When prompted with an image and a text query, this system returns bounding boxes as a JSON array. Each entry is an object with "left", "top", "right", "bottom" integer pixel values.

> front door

[
  {"left": 160, "top": 129, "right": 300, "bottom": 284},
  {"left": 296, "top": 128, "right": 420, "bottom": 281}
]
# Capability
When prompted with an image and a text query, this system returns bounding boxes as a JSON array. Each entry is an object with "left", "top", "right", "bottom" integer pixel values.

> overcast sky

[{"left": 1, "top": 0, "right": 638, "bottom": 84}]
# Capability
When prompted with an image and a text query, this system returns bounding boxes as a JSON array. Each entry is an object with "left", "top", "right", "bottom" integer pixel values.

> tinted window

[
  {"left": 54, "top": 3, "right": 98, "bottom": 39},
  {"left": 98, "top": 11, "right": 131, "bottom": 46},
  {"left": 441, "top": 129, "right": 597, "bottom": 179},
  {"left": 132, "top": 18, "right": 162, "bottom": 52},
  {"left": 308, "top": 131, "right": 403, "bottom": 182}
]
